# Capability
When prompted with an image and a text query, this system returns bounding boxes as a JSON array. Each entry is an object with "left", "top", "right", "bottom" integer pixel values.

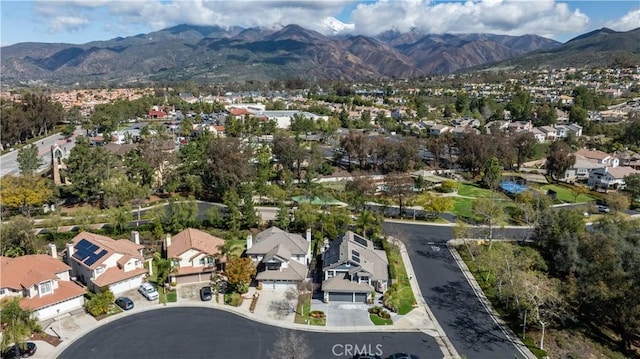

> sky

[{"left": 1, "top": 0, "right": 639, "bottom": 47}]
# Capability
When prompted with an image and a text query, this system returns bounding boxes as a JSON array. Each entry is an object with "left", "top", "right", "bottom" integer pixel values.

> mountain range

[{"left": 1, "top": 24, "right": 638, "bottom": 86}]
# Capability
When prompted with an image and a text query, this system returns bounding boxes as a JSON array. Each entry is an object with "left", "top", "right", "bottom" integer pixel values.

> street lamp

[{"left": 57, "top": 309, "right": 62, "bottom": 339}]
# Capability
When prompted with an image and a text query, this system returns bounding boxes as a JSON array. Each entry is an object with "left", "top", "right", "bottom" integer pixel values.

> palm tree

[{"left": 0, "top": 298, "right": 40, "bottom": 353}]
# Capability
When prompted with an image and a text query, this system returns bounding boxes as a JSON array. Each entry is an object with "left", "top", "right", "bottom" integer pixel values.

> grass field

[
  {"left": 384, "top": 241, "right": 416, "bottom": 315},
  {"left": 538, "top": 184, "right": 598, "bottom": 203},
  {"left": 456, "top": 183, "right": 495, "bottom": 198}
]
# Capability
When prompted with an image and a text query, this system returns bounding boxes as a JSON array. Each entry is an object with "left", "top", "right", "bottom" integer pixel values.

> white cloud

[
  {"left": 350, "top": 0, "right": 590, "bottom": 39},
  {"left": 47, "top": 15, "right": 90, "bottom": 34},
  {"left": 32, "top": 0, "right": 593, "bottom": 39},
  {"left": 606, "top": 8, "right": 640, "bottom": 32}
]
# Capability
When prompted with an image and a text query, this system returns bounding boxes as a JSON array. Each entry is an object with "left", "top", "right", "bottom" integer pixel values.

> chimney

[
  {"left": 65, "top": 242, "right": 74, "bottom": 263},
  {"left": 306, "top": 228, "right": 312, "bottom": 242},
  {"left": 165, "top": 233, "right": 172, "bottom": 248},
  {"left": 49, "top": 243, "right": 57, "bottom": 259},
  {"left": 131, "top": 230, "right": 140, "bottom": 245},
  {"left": 246, "top": 234, "right": 253, "bottom": 250}
]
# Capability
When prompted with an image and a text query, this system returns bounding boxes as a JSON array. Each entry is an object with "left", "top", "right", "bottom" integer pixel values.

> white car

[
  {"left": 597, "top": 205, "right": 610, "bottom": 213},
  {"left": 138, "top": 282, "right": 159, "bottom": 301}
]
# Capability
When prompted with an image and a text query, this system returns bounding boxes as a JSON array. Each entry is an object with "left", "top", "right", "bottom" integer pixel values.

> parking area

[
  {"left": 310, "top": 299, "right": 373, "bottom": 327},
  {"left": 117, "top": 288, "right": 159, "bottom": 309}
]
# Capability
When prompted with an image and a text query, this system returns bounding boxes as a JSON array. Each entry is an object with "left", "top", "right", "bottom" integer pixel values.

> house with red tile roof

[
  {"left": 164, "top": 228, "right": 226, "bottom": 285},
  {"left": 65, "top": 231, "right": 147, "bottom": 295},
  {"left": 0, "top": 244, "right": 85, "bottom": 320}
]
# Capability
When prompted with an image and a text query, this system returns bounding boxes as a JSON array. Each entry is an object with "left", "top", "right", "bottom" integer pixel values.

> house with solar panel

[
  {"left": 65, "top": 231, "right": 147, "bottom": 295},
  {"left": 321, "top": 231, "right": 389, "bottom": 303}
]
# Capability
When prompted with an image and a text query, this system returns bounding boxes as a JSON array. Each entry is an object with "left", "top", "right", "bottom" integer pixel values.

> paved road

[
  {"left": 383, "top": 222, "right": 530, "bottom": 359},
  {"left": 0, "top": 128, "right": 82, "bottom": 177},
  {"left": 58, "top": 307, "right": 438, "bottom": 359}
]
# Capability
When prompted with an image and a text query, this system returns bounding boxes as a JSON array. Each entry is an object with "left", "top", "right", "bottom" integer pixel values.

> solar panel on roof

[
  {"left": 87, "top": 244, "right": 99, "bottom": 252},
  {"left": 73, "top": 251, "right": 90, "bottom": 261},
  {"left": 353, "top": 236, "right": 368, "bottom": 247},
  {"left": 76, "top": 239, "right": 92, "bottom": 250},
  {"left": 83, "top": 249, "right": 108, "bottom": 266}
]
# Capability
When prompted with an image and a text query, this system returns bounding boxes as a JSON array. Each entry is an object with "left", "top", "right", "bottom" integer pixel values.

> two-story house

[
  {"left": 0, "top": 245, "right": 85, "bottom": 320},
  {"left": 245, "top": 227, "right": 310, "bottom": 290},
  {"left": 164, "top": 228, "right": 226, "bottom": 285},
  {"left": 563, "top": 149, "right": 620, "bottom": 182},
  {"left": 587, "top": 166, "right": 639, "bottom": 190},
  {"left": 65, "top": 231, "right": 147, "bottom": 295},
  {"left": 321, "top": 231, "right": 389, "bottom": 303}
]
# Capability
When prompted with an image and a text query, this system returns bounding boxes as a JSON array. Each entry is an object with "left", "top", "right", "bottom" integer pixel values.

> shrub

[
  {"left": 379, "top": 309, "right": 391, "bottom": 319},
  {"left": 440, "top": 180, "right": 457, "bottom": 193},
  {"left": 309, "top": 310, "right": 325, "bottom": 319},
  {"left": 224, "top": 292, "right": 243, "bottom": 307},
  {"left": 368, "top": 306, "right": 382, "bottom": 315},
  {"left": 85, "top": 289, "right": 115, "bottom": 317}
]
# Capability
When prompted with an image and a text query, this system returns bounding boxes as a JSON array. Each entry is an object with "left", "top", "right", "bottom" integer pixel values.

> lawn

[
  {"left": 457, "top": 182, "right": 494, "bottom": 198},
  {"left": 159, "top": 287, "right": 177, "bottom": 304},
  {"left": 294, "top": 293, "right": 325, "bottom": 326},
  {"left": 452, "top": 197, "right": 474, "bottom": 218},
  {"left": 369, "top": 314, "right": 393, "bottom": 325},
  {"left": 539, "top": 184, "right": 598, "bottom": 203},
  {"left": 384, "top": 241, "right": 416, "bottom": 315}
]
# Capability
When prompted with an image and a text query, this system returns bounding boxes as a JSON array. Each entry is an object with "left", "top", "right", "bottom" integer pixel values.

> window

[
  {"left": 172, "top": 259, "right": 180, "bottom": 267},
  {"left": 134, "top": 260, "right": 141, "bottom": 267},
  {"left": 39, "top": 281, "right": 53, "bottom": 296},
  {"left": 95, "top": 267, "right": 104, "bottom": 275},
  {"left": 0, "top": 288, "right": 5, "bottom": 295}
]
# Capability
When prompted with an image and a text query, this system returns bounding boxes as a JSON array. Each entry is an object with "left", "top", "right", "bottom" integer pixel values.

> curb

[{"left": 447, "top": 240, "right": 538, "bottom": 359}]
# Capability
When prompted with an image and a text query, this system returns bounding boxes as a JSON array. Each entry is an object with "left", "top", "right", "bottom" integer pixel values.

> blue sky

[{"left": 1, "top": 1, "right": 639, "bottom": 46}]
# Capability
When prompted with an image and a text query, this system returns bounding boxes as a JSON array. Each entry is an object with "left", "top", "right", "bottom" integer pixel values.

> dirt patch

[{"left": 32, "top": 332, "right": 62, "bottom": 347}]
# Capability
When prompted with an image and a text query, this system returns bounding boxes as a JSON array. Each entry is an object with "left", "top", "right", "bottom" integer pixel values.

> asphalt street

[
  {"left": 58, "top": 307, "right": 438, "bottom": 359},
  {"left": 383, "top": 222, "right": 530, "bottom": 359}
]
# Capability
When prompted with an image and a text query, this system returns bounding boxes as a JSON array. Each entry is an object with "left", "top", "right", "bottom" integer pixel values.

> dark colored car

[
  {"left": 115, "top": 296, "right": 134, "bottom": 311},
  {"left": 1, "top": 342, "right": 37, "bottom": 358},
  {"left": 387, "top": 353, "right": 419, "bottom": 359},
  {"left": 200, "top": 286, "right": 213, "bottom": 301}
]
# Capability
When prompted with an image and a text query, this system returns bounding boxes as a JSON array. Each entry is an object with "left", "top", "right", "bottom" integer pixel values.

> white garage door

[
  {"left": 109, "top": 276, "right": 144, "bottom": 295},
  {"left": 262, "top": 280, "right": 297, "bottom": 290}
]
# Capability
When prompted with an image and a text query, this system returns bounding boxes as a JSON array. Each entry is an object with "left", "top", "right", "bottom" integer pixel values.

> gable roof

[
  {"left": 576, "top": 148, "right": 611, "bottom": 161},
  {"left": 1, "top": 255, "right": 71, "bottom": 290},
  {"left": 255, "top": 260, "right": 308, "bottom": 281},
  {"left": 246, "top": 227, "right": 309, "bottom": 256},
  {"left": 322, "top": 231, "right": 388, "bottom": 281},
  {"left": 69, "top": 232, "right": 144, "bottom": 270},
  {"left": 602, "top": 166, "right": 639, "bottom": 179},
  {"left": 167, "top": 228, "right": 225, "bottom": 259}
]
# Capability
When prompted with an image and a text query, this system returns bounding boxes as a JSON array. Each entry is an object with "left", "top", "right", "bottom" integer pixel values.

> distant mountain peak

[{"left": 319, "top": 17, "right": 355, "bottom": 35}]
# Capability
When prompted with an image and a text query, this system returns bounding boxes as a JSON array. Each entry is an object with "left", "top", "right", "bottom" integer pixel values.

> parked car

[
  {"left": 115, "top": 297, "right": 134, "bottom": 311},
  {"left": 597, "top": 205, "right": 610, "bottom": 213},
  {"left": 200, "top": 286, "right": 213, "bottom": 301},
  {"left": 138, "top": 282, "right": 159, "bottom": 301},
  {"left": 1, "top": 342, "right": 37, "bottom": 358},
  {"left": 387, "top": 353, "right": 419, "bottom": 359}
]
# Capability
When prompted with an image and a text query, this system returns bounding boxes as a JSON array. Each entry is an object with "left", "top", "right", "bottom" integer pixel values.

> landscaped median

[{"left": 383, "top": 239, "right": 416, "bottom": 315}]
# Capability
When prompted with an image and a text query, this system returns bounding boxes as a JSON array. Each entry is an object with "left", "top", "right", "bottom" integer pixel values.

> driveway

[{"left": 311, "top": 299, "right": 372, "bottom": 327}]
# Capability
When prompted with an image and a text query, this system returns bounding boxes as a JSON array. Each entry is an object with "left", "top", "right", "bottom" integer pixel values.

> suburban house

[
  {"left": 508, "top": 121, "right": 533, "bottom": 133},
  {"left": 0, "top": 245, "right": 85, "bottom": 320},
  {"left": 563, "top": 149, "right": 620, "bottom": 182},
  {"left": 245, "top": 227, "right": 311, "bottom": 289},
  {"left": 429, "top": 124, "right": 451, "bottom": 137},
  {"left": 321, "top": 231, "right": 389, "bottom": 303},
  {"left": 164, "top": 228, "right": 226, "bottom": 285},
  {"left": 587, "top": 166, "right": 640, "bottom": 190},
  {"left": 65, "top": 231, "right": 147, "bottom": 295},
  {"left": 617, "top": 150, "right": 640, "bottom": 170}
]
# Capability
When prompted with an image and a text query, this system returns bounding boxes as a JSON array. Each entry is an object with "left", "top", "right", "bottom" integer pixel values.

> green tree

[
  {"left": 569, "top": 106, "right": 588, "bottom": 126},
  {"left": 107, "top": 205, "right": 132, "bottom": 235},
  {"left": 472, "top": 195, "right": 505, "bottom": 243},
  {"left": 624, "top": 173, "right": 640, "bottom": 200},
  {"left": 161, "top": 199, "right": 198, "bottom": 233},
  {"left": 85, "top": 289, "right": 116, "bottom": 317},
  {"left": 415, "top": 192, "right": 454, "bottom": 217},
  {"left": 0, "top": 298, "right": 40, "bottom": 351},
  {"left": 223, "top": 189, "right": 243, "bottom": 235},
  {"left": 225, "top": 257, "right": 256, "bottom": 294},
  {"left": 274, "top": 200, "right": 291, "bottom": 230},
  {"left": 241, "top": 190, "right": 259, "bottom": 229},
  {"left": 546, "top": 141, "right": 576, "bottom": 181},
  {"left": 62, "top": 123, "right": 76, "bottom": 138},
  {"left": 506, "top": 90, "right": 533, "bottom": 121},
  {"left": 482, "top": 156, "right": 503, "bottom": 190},
  {"left": 16, "top": 144, "right": 43, "bottom": 175}
]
